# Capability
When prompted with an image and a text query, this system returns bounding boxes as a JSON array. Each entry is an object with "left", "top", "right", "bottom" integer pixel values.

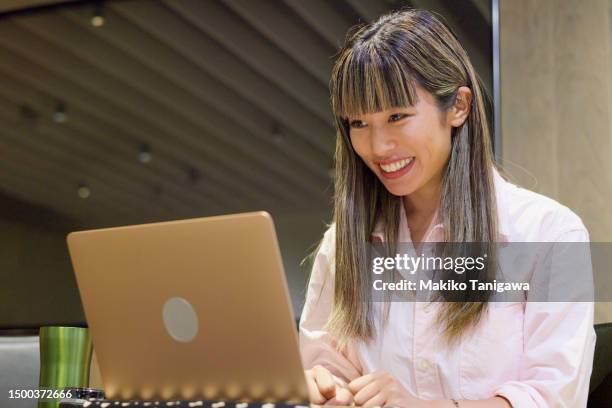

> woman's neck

[
  {"left": 402, "top": 178, "right": 442, "bottom": 243},
  {"left": 402, "top": 178, "right": 441, "bottom": 220}
]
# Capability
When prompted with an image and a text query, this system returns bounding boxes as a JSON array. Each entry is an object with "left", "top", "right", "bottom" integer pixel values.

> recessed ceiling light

[
  {"left": 77, "top": 184, "right": 91, "bottom": 199},
  {"left": 91, "top": 2, "right": 105, "bottom": 27},
  {"left": 53, "top": 101, "right": 67, "bottom": 123},
  {"left": 138, "top": 143, "right": 152, "bottom": 163},
  {"left": 271, "top": 124, "right": 284, "bottom": 144}
]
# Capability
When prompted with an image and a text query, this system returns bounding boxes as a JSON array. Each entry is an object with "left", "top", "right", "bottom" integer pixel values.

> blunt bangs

[{"left": 331, "top": 43, "right": 419, "bottom": 120}]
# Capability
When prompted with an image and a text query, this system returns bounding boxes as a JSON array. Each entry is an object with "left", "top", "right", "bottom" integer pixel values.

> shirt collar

[{"left": 372, "top": 168, "right": 511, "bottom": 242}]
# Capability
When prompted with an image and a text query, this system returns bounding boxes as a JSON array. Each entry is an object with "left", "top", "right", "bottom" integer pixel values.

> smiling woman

[
  {"left": 330, "top": 8, "right": 498, "bottom": 343},
  {"left": 299, "top": 8, "right": 595, "bottom": 408}
]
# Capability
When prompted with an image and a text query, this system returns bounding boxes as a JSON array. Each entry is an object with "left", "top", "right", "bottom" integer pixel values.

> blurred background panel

[
  {"left": 499, "top": 0, "right": 612, "bottom": 325},
  {"left": 0, "top": 0, "right": 493, "bottom": 328}
]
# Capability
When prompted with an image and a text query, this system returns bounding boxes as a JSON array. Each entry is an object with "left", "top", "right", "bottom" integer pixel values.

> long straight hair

[{"left": 327, "top": 9, "right": 498, "bottom": 344}]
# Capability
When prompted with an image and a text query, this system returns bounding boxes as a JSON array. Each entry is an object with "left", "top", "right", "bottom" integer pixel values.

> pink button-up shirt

[{"left": 299, "top": 172, "right": 596, "bottom": 407}]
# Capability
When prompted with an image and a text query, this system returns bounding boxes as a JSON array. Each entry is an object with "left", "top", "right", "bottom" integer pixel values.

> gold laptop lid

[{"left": 67, "top": 212, "right": 308, "bottom": 402}]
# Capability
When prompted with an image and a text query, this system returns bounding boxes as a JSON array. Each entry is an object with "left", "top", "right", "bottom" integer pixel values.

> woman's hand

[
  {"left": 348, "top": 371, "right": 431, "bottom": 408},
  {"left": 305, "top": 365, "right": 354, "bottom": 405}
]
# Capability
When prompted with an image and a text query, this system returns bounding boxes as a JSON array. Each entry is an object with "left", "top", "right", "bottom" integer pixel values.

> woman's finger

[
  {"left": 312, "top": 365, "right": 336, "bottom": 399},
  {"left": 305, "top": 370, "right": 326, "bottom": 404},
  {"left": 348, "top": 372, "right": 378, "bottom": 394},
  {"left": 362, "top": 393, "right": 387, "bottom": 408},
  {"left": 353, "top": 380, "right": 381, "bottom": 406},
  {"left": 331, "top": 374, "right": 349, "bottom": 389},
  {"left": 331, "top": 386, "right": 354, "bottom": 406}
]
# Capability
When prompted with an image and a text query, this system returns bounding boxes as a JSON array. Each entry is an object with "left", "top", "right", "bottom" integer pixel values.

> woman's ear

[{"left": 448, "top": 86, "right": 472, "bottom": 127}]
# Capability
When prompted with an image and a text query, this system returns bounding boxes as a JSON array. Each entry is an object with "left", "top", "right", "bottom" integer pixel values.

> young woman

[{"left": 299, "top": 9, "right": 595, "bottom": 408}]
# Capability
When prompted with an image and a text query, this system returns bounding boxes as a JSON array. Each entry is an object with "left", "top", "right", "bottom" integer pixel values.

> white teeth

[{"left": 380, "top": 157, "right": 413, "bottom": 173}]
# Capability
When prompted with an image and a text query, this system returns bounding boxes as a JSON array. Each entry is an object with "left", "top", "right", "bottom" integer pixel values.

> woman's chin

[
  {"left": 376, "top": 169, "right": 421, "bottom": 197},
  {"left": 382, "top": 183, "right": 417, "bottom": 197}
]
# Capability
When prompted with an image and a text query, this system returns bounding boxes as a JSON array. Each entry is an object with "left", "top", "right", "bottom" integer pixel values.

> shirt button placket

[{"left": 413, "top": 303, "right": 439, "bottom": 400}]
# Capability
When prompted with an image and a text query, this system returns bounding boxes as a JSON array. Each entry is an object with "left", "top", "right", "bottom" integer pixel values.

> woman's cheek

[
  {"left": 350, "top": 135, "right": 371, "bottom": 164},
  {"left": 422, "top": 132, "right": 450, "bottom": 167},
  {"left": 349, "top": 133, "right": 362, "bottom": 154}
]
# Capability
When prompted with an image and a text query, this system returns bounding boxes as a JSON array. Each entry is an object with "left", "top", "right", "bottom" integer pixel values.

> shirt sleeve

[
  {"left": 494, "top": 228, "right": 597, "bottom": 407},
  {"left": 298, "top": 225, "right": 363, "bottom": 382}
]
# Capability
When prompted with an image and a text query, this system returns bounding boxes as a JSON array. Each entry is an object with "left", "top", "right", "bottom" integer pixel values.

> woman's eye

[
  {"left": 349, "top": 120, "right": 367, "bottom": 129},
  {"left": 388, "top": 113, "right": 408, "bottom": 122}
]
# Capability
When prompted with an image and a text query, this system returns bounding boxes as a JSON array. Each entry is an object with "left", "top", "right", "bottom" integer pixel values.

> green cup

[{"left": 38, "top": 326, "right": 93, "bottom": 408}]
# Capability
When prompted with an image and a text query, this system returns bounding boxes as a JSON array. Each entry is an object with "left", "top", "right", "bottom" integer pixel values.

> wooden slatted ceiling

[{"left": 0, "top": 0, "right": 491, "bottom": 228}]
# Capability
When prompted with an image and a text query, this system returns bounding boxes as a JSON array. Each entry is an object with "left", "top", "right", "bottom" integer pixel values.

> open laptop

[{"left": 67, "top": 212, "right": 309, "bottom": 403}]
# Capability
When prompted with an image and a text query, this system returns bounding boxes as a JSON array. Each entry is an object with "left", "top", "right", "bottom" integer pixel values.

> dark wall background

[
  {"left": 0, "top": 0, "right": 493, "bottom": 330},
  {"left": 0, "top": 192, "right": 84, "bottom": 329}
]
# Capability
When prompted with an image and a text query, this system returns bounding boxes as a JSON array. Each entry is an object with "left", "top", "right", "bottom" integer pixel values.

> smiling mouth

[
  {"left": 377, "top": 157, "right": 415, "bottom": 180},
  {"left": 379, "top": 157, "right": 414, "bottom": 173}
]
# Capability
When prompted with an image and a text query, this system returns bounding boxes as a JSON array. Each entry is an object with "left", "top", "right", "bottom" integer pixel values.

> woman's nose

[{"left": 370, "top": 127, "right": 397, "bottom": 157}]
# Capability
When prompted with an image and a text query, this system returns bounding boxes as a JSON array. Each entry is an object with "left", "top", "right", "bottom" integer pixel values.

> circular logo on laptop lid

[{"left": 162, "top": 297, "right": 199, "bottom": 342}]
